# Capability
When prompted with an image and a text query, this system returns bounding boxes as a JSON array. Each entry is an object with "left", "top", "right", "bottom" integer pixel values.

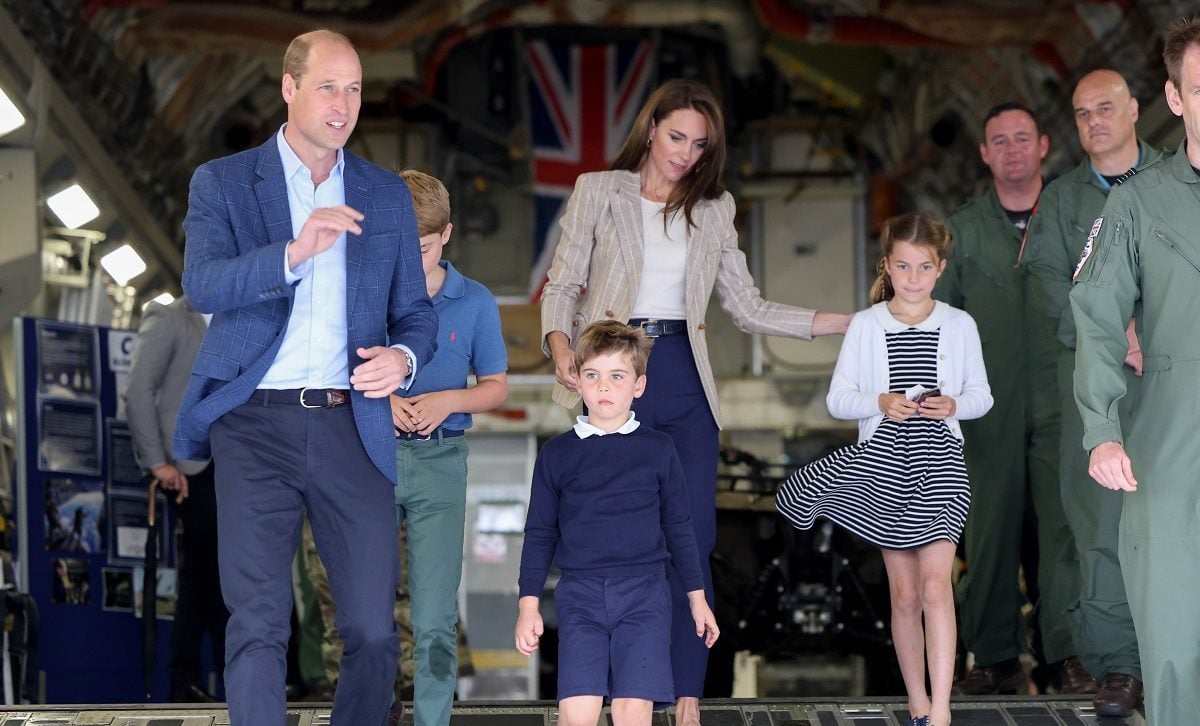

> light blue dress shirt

[
  {"left": 259, "top": 126, "right": 414, "bottom": 390},
  {"left": 259, "top": 127, "right": 350, "bottom": 389}
]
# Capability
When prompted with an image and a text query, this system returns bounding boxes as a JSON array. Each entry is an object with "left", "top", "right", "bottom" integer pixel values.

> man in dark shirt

[{"left": 936, "top": 103, "right": 1089, "bottom": 696}]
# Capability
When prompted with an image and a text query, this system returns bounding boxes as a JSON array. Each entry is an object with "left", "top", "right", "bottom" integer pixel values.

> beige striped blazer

[{"left": 540, "top": 170, "right": 817, "bottom": 428}]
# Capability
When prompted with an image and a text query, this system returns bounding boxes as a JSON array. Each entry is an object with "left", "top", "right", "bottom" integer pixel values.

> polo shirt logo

[{"left": 450, "top": 331, "right": 457, "bottom": 342}]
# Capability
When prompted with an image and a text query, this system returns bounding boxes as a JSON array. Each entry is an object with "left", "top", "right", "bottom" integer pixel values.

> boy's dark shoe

[
  {"left": 1054, "top": 656, "right": 1099, "bottom": 694},
  {"left": 387, "top": 699, "right": 405, "bottom": 726},
  {"left": 1093, "top": 673, "right": 1143, "bottom": 717},
  {"left": 954, "top": 657, "right": 1027, "bottom": 695},
  {"left": 386, "top": 681, "right": 406, "bottom": 726}
]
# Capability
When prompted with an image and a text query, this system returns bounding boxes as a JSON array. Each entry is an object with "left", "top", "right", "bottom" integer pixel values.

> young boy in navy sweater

[{"left": 515, "top": 320, "right": 719, "bottom": 726}]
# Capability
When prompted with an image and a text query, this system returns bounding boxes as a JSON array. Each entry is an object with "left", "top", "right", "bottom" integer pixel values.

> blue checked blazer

[{"left": 172, "top": 137, "right": 437, "bottom": 483}]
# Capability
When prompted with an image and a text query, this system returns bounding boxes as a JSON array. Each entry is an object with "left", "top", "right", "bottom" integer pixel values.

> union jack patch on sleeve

[{"left": 1073, "top": 217, "right": 1104, "bottom": 280}]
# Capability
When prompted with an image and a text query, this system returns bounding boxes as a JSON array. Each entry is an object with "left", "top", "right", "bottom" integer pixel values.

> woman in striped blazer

[{"left": 540, "top": 78, "right": 851, "bottom": 722}]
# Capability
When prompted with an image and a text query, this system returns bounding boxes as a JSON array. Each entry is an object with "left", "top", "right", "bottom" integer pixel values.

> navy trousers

[
  {"left": 211, "top": 395, "right": 399, "bottom": 726},
  {"left": 631, "top": 333, "right": 719, "bottom": 698}
]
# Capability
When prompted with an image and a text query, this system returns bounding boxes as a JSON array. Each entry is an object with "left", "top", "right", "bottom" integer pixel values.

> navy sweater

[{"left": 518, "top": 426, "right": 705, "bottom": 598}]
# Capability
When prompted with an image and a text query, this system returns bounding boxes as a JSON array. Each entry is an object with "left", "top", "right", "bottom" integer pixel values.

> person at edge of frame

[{"left": 1069, "top": 16, "right": 1200, "bottom": 726}]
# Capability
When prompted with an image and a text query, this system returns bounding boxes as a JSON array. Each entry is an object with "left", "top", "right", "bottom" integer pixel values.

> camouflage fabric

[
  {"left": 298, "top": 518, "right": 340, "bottom": 685},
  {"left": 301, "top": 517, "right": 474, "bottom": 692},
  {"left": 295, "top": 518, "right": 333, "bottom": 690}
]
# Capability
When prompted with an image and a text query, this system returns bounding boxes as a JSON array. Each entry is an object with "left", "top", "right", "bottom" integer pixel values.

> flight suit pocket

[
  {"left": 1140, "top": 355, "right": 1172, "bottom": 373},
  {"left": 960, "top": 254, "right": 1004, "bottom": 288},
  {"left": 1152, "top": 225, "right": 1200, "bottom": 276}
]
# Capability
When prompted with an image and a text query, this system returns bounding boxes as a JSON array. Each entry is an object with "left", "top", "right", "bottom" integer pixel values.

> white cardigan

[{"left": 828, "top": 301, "right": 993, "bottom": 442}]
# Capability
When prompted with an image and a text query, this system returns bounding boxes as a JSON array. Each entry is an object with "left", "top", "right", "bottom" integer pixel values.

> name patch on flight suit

[{"left": 1073, "top": 217, "right": 1104, "bottom": 280}]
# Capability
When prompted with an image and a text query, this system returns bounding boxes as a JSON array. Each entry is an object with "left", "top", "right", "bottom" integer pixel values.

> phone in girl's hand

[{"left": 914, "top": 388, "right": 942, "bottom": 405}]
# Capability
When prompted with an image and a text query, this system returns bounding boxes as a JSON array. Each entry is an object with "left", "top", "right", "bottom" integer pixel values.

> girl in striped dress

[{"left": 776, "top": 212, "right": 992, "bottom": 726}]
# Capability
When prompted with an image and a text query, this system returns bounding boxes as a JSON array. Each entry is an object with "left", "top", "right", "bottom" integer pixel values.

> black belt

[
  {"left": 250, "top": 388, "right": 350, "bottom": 409},
  {"left": 395, "top": 428, "right": 464, "bottom": 441},
  {"left": 628, "top": 318, "right": 687, "bottom": 338}
]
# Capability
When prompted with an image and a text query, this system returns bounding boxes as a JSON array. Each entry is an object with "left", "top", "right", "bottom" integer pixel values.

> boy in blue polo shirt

[
  {"left": 391, "top": 169, "right": 509, "bottom": 726},
  {"left": 515, "top": 320, "right": 718, "bottom": 726}
]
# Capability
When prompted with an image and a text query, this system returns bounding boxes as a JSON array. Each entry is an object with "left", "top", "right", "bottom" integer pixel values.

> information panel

[{"left": 16, "top": 317, "right": 179, "bottom": 703}]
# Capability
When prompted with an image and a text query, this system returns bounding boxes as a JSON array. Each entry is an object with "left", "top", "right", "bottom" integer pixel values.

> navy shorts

[{"left": 555, "top": 572, "right": 675, "bottom": 703}]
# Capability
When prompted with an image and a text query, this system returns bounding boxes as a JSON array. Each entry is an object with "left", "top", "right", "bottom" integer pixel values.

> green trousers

[
  {"left": 299, "top": 436, "right": 474, "bottom": 722},
  {"left": 958, "top": 381, "right": 1079, "bottom": 666},
  {"left": 1057, "top": 351, "right": 1140, "bottom": 679},
  {"left": 1120, "top": 356, "right": 1200, "bottom": 726},
  {"left": 395, "top": 434, "right": 469, "bottom": 726}
]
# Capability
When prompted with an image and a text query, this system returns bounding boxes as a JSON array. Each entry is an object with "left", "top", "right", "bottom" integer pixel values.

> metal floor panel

[{"left": 0, "top": 698, "right": 1146, "bottom": 726}]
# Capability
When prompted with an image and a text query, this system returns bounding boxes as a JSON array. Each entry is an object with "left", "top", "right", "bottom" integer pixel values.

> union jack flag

[{"left": 525, "top": 37, "right": 656, "bottom": 301}]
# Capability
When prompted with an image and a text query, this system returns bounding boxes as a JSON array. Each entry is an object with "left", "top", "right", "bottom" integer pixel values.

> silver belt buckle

[
  {"left": 640, "top": 319, "right": 662, "bottom": 338},
  {"left": 301, "top": 387, "right": 348, "bottom": 409},
  {"left": 299, "top": 386, "right": 321, "bottom": 409}
]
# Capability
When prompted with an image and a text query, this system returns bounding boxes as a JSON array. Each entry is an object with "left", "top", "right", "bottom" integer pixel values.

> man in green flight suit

[
  {"left": 1070, "top": 18, "right": 1200, "bottom": 726},
  {"left": 1022, "top": 68, "right": 1159, "bottom": 717},
  {"left": 935, "top": 103, "right": 1090, "bottom": 695}
]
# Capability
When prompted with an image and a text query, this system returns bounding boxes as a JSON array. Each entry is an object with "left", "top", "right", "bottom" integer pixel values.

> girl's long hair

[
  {"left": 869, "top": 212, "right": 953, "bottom": 304},
  {"left": 610, "top": 79, "right": 727, "bottom": 230}
]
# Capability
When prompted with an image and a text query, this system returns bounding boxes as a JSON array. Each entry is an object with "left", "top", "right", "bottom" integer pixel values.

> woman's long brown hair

[{"left": 610, "top": 79, "right": 727, "bottom": 230}]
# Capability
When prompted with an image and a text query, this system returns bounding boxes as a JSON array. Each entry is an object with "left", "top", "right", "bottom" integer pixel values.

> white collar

[
  {"left": 276, "top": 124, "right": 345, "bottom": 182},
  {"left": 573, "top": 411, "right": 641, "bottom": 438},
  {"left": 870, "top": 300, "right": 947, "bottom": 332}
]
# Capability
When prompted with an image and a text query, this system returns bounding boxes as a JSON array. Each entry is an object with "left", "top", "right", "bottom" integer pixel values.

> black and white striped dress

[{"left": 776, "top": 326, "right": 971, "bottom": 550}]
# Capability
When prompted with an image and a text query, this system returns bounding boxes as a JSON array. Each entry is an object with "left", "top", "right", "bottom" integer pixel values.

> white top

[
  {"left": 827, "top": 301, "right": 993, "bottom": 442},
  {"left": 630, "top": 198, "right": 687, "bottom": 319}
]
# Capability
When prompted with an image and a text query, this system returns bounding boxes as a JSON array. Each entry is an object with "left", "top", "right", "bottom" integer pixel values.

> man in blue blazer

[{"left": 173, "top": 29, "right": 437, "bottom": 726}]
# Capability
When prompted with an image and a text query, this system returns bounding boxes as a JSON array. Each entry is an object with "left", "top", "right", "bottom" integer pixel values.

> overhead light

[
  {"left": 149, "top": 292, "right": 175, "bottom": 307},
  {"left": 100, "top": 244, "right": 146, "bottom": 286},
  {"left": 0, "top": 88, "right": 24, "bottom": 137},
  {"left": 47, "top": 183, "right": 101, "bottom": 229}
]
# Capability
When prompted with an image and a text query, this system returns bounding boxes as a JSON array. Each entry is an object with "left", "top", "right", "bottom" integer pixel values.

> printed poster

[
  {"left": 38, "top": 398, "right": 101, "bottom": 475},
  {"left": 101, "top": 568, "right": 134, "bottom": 612},
  {"left": 50, "top": 558, "right": 91, "bottom": 605},
  {"left": 37, "top": 321, "right": 98, "bottom": 399},
  {"left": 44, "top": 478, "right": 105, "bottom": 554},
  {"left": 107, "top": 489, "right": 168, "bottom": 567}
]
